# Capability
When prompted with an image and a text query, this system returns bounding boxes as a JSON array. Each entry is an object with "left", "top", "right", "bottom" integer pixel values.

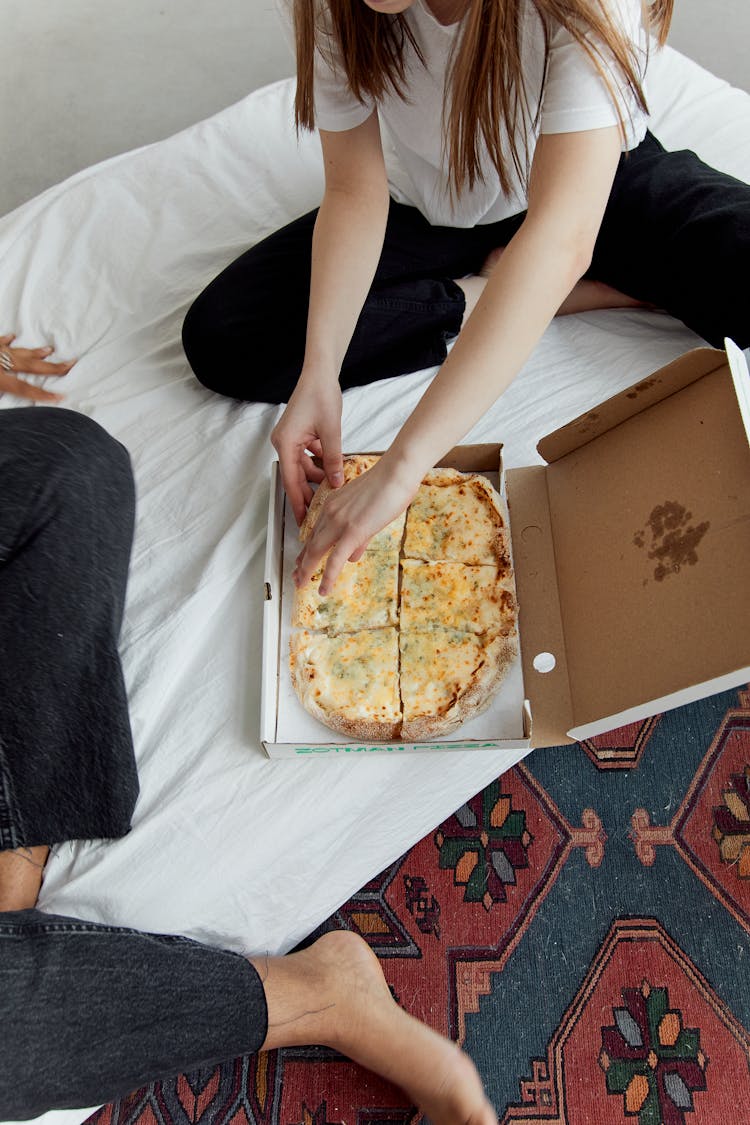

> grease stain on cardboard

[
  {"left": 633, "top": 501, "right": 710, "bottom": 582},
  {"left": 626, "top": 377, "right": 659, "bottom": 400}
]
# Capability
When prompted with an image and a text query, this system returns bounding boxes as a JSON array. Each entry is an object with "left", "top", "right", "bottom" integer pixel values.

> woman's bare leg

[
  {"left": 0, "top": 845, "right": 49, "bottom": 911},
  {"left": 251, "top": 930, "right": 496, "bottom": 1125},
  {"left": 455, "top": 246, "right": 652, "bottom": 323}
]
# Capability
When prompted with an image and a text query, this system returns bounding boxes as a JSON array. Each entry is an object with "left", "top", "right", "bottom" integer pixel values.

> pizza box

[{"left": 261, "top": 340, "right": 750, "bottom": 758}]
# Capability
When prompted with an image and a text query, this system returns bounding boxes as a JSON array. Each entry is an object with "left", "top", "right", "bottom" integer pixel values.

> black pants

[
  {"left": 0, "top": 408, "right": 139, "bottom": 847},
  {"left": 182, "top": 132, "right": 750, "bottom": 404},
  {"left": 0, "top": 908, "right": 267, "bottom": 1120},
  {"left": 0, "top": 410, "right": 268, "bottom": 1120}
]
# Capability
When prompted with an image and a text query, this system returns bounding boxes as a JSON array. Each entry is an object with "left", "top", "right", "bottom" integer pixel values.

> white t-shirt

[{"left": 278, "top": 0, "right": 649, "bottom": 227}]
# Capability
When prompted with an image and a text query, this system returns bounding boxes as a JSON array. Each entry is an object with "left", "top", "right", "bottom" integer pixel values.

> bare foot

[
  {"left": 252, "top": 930, "right": 496, "bottom": 1125},
  {"left": 0, "top": 845, "right": 50, "bottom": 911}
]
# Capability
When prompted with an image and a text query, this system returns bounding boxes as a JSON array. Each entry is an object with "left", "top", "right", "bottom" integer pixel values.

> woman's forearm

[
  {"left": 303, "top": 183, "right": 390, "bottom": 380},
  {"left": 384, "top": 219, "right": 592, "bottom": 480},
  {"left": 383, "top": 126, "right": 622, "bottom": 482}
]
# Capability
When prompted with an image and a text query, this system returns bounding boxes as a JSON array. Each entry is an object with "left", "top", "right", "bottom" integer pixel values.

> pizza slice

[
  {"left": 299, "top": 454, "right": 405, "bottom": 552},
  {"left": 402, "top": 468, "right": 510, "bottom": 567},
  {"left": 292, "top": 544, "right": 399, "bottom": 632},
  {"left": 399, "top": 627, "right": 517, "bottom": 741},
  {"left": 290, "top": 627, "right": 401, "bottom": 739},
  {"left": 400, "top": 559, "right": 516, "bottom": 636}
]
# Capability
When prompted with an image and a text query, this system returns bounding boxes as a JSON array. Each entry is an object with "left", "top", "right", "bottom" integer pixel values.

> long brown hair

[{"left": 293, "top": 0, "right": 674, "bottom": 196}]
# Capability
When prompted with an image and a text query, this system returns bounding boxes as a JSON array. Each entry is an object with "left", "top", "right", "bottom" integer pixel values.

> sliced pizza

[
  {"left": 400, "top": 559, "right": 516, "bottom": 637},
  {"left": 399, "top": 627, "right": 518, "bottom": 741},
  {"left": 299, "top": 454, "right": 405, "bottom": 553},
  {"left": 290, "top": 627, "right": 401, "bottom": 740},
  {"left": 288, "top": 459, "right": 519, "bottom": 742},
  {"left": 292, "top": 545, "right": 399, "bottom": 632},
  {"left": 402, "top": 468, "right": 510, "bottom": 568}
]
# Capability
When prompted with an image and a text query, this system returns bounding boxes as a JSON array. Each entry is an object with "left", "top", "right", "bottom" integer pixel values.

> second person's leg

[{"left": 0, "top": 409, "right": 139, "bottom": 909}]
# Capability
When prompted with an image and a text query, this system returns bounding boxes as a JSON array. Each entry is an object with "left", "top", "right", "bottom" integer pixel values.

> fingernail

[
  {"left": 331, "top": 472, "right": 344, "bottom": 487},
  {"left": 42, "top": 346, "right": 53, "bottom": 355}
]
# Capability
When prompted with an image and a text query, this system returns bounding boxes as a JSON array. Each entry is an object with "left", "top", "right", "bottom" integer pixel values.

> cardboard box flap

[
  {"left": 505, "top": 467, "right": 575, "bottom": 748},
  {"left": 540, "top": 351, "right": 750, "bottom": 734},
  {"left": 537, "top": 348, "right": 727, "bottom": 463},
  {"left": 726, "top": 337, "right": 750, "bottom": 445}
]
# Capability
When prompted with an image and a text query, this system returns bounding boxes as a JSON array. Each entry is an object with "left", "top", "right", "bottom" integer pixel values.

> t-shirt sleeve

[
  {"left": 275, "top": 0, "right": 374, "bottom": 132},
  {"left": 539, "top": 0, "right": 647, "bottom": 147}
]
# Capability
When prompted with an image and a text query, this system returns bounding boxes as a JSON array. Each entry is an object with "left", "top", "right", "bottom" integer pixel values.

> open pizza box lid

[{"left": 513, "top": 339, "right": 750, "bottom": 748}]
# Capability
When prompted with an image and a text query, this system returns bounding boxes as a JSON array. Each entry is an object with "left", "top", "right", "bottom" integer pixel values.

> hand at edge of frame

[{"left": 0, "top": 334, "right": 76, "bottom": 403}]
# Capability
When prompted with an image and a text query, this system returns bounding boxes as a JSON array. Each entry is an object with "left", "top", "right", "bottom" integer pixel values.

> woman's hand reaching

[
  {"left": 271, "top": 372, "right": 345, "bottom": 527},
  {"left": 293, "top": 454, "right": 422, "bottom": 595},
  {"left": 0, "top": 334, "right": 75, "bottom": 402}
]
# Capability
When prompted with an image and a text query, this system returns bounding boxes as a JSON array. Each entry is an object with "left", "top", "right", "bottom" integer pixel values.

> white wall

[
  {"left": 668, "top": 0, "right": 749, "bottom": 94},
  {"left": 1, "top": 0, "right": 747, "bottom": 218},
  {"left": 1, "top": 0, "right": 293, "bottom": 216}
]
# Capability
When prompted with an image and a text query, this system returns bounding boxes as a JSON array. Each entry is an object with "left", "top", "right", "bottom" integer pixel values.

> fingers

[
  {"left": 318, "top": 540, "right": 355, "bottom": 595},
  {"left": 0, "top": 372, "right": 64, "bottom": 403},
  {"left": 11, "top": 350, "right": 75, "bottom": 376},
  {"left": 293, "top": 516, "right": 371, "bottom": 595},
  {"left": 319, "top": 422, "right": 344, "bottom": 489},
  {"left": 0, "top": 334, "right": 16, "bottom": 347},
  {"left": 293, "top": 521, "right": 336, "bottom": 589},
  {"left": 280, "top": 456, "right": 311, "bottom": 527}
]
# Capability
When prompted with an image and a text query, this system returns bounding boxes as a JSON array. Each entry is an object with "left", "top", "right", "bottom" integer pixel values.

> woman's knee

[
  {"left": 1, "top": 408, "right": 130, "bottom": 490},
  {"left": 182, "top": 287, "right": 220, "bottom": 389},
  {"left": 182, "top": 292, "right": 302, "bottom": 404},
  {"left": 0, "top": 409, "right": 134, "bottom": 555},
  {"left": 32, "top": 411, "right": 134, "bottom": 533}
]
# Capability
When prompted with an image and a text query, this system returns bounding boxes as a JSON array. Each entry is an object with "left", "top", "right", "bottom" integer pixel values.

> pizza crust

[
  {"left": 290, "top": 628, "right": 401, "bottom": 740},
  {"left": 399, "top": 630, "right": 518, "bottom": 741},
  {"left": 403, "top": 468, "right": 510, "bottom": 567}
]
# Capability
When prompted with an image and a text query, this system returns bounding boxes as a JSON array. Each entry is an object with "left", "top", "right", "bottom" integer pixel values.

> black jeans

[
  {"left": 0, "top": 408, "right": 139, "bottom": 847},
  {"left": 182, "top": 132, "right": 750, "bottom": 403},
  {"left": 0, "top": 410, "right": 268, "bottom": 1119},
  {"left": 0, "top": 908, "right": 267, "bottom": 1120}
]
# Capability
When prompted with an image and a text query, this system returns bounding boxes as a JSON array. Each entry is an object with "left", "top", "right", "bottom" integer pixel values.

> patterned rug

[{"left": 87, "top": 685, "right": 750, "bottom": 1125}]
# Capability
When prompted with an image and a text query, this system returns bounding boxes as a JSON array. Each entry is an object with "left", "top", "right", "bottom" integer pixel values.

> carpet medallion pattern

[{"left": 88, "top": 686, "right": 750, "bottom": 1125}]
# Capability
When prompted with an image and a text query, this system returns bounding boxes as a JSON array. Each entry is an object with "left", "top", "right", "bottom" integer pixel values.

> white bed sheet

[{"left": 1, "top": 46, "right": 749, "bottom": 1125}]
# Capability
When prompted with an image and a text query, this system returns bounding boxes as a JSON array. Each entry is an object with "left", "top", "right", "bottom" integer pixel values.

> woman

[
  {"left": 0, "top": 350, "right": 494, "bottom": 1124},
  {"left": 182, "top": 0, "right": 749, "bottom": 593}
]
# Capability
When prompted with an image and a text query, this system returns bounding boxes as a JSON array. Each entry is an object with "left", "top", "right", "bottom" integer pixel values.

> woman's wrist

[
  {"left": 298, "top": 357, "right": 340, "bottom": 388},
  {"left": 379, "top": 441, "right": 432, "bottom": 493}
]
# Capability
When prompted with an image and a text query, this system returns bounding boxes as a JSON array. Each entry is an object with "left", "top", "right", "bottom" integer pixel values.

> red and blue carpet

[{"left": 87, "top": 684, "right": 750, "bottom": 1125}]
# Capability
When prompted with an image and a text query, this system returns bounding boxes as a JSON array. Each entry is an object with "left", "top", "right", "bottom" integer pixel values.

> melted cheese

[
  {"left": 403, "top": 474, "right": 506, "bottom": 565},
  {"left": 291, "top": 629, "right": 401, "bottom": 722},
  {"left": 400, "top": 560, "right": 515, "bottom": 635},
  {"left": 293, "top": 546, "right": 399, "bottom": 632},
  {"left": 399, "top": 628, "right": 485, "bottom": 721}
]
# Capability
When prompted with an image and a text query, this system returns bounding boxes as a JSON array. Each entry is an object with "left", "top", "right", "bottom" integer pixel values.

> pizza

[{"left": 289, "top": 456, "right": 518, "bottom": 741}]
